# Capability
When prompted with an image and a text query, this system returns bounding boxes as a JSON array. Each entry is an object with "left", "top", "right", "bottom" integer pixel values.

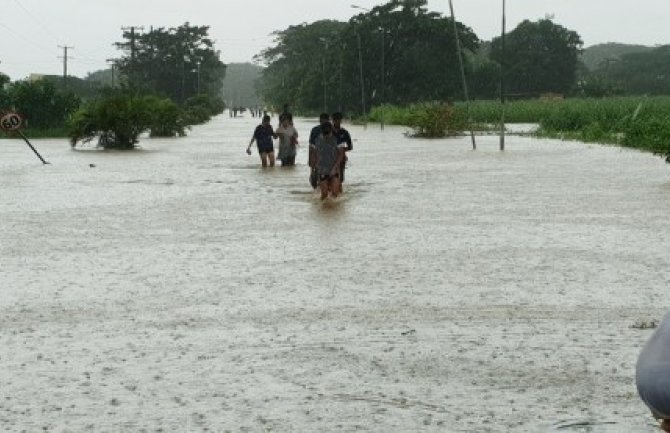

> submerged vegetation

[
  {"left": 2, "top": 0, "right": 670, "bottom": 161},
  {"left": 367, "top": 103, "right": 467, "bottom": 137},
  {"left": 370, "top": 97, "right": 670, "bottom": 161},
  {"left": 1, "top": 23, "right": 225, "bottom": 147}
]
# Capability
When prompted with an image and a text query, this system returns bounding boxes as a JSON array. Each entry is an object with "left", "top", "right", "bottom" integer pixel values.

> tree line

[
  {"left": 255, "top": 0, "right": 670, "bottom": 115},
  {"left": 2, "top": 1, "right": 669, "bottom": 144},
  {"left": 1, "top": 23, "right": 226, "bottom": 148}
]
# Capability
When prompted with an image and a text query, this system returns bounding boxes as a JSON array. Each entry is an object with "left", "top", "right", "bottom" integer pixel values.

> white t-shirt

[{"left": 276, "top": 125, "right": 297, "bottom": 148}]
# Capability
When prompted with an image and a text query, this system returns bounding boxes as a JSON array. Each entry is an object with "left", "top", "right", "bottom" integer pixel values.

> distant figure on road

[
  {"left": 637, "top": 311, "right": 670, "bottom": 432},
  {"left": 280, "top": 103, "right": 291, "bottom": 120},
  {"left": 246, "top": 115, "right": 277, "bottom": 168},
  {"left": 313, "top": 121, "right": 345, "bottom": 200},
  {"left": 308, "top": 113, "right": 330, "bottom": 189}
]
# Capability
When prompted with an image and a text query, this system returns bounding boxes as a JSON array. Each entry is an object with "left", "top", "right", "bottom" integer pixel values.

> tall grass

[{"left": 366, "top": 97, "right": 670, "bottom": 159}]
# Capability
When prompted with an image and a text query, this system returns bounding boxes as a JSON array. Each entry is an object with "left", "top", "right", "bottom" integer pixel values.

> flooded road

[{"left": 1, "top": 114, "right": 669, "bottom": 432}]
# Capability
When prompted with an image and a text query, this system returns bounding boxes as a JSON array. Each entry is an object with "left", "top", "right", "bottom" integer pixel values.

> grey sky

[{"left": 1, "top": 0, "right": 668, "bottom": 81}]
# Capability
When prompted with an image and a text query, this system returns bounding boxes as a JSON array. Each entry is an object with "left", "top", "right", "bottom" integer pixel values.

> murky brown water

[{"left": 1, "top": 114, "right": 669, "bottom": 432}]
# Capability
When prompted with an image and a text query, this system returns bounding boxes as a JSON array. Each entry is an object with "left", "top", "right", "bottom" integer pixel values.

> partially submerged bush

[
  {"left": 406, "top": 102, "right": 467, "bottom": 137},
  {"left": 149, "top": 97, "right": 187, "bottom": 138},
  {"left": 368, "top": 102, "right": 466, "bottom": 138},
  {"left": 68, "top": 89, "right": 185, "bottom": 148},
  {"left": 621, "top": 114, "right": 670, "bottom": 158}
]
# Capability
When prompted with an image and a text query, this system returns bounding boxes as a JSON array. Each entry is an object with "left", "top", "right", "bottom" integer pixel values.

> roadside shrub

[
  {"left": 183, "top": 94, "right": 225, "bottom": 125},
  {"left": 406, "top": 103, "right": 466, "bottom": 137},
  {"left": 368, "top": 103, "right": 466, "bottom": 138},
  {"left": 622, "top": 114, "right": 670, "bottom": 156},
  {"left": 68, "top": 89, "right": 182, "bottom": 149},
  {"left": 149, "top": 97, "right": 187, "bottom": 137}
]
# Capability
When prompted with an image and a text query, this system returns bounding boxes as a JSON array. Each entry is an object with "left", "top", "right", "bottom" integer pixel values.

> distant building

[{"left": 28, "top": 74, "right": 46, "bottom": 82}]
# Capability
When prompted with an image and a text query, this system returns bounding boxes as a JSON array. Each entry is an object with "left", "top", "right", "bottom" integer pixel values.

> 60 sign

[{"left": 0, "top": 112, "right": 23, "bottom": 131}]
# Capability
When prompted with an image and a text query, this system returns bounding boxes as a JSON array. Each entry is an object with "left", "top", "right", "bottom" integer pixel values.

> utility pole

[
  {"left": 380, "top": 27, "right": 385, "bottom": 131},
  {"left": 500, "top": 0, "right": 507, "bottom": 151},
  {"left": 121, "top": 26, "right": 144, "bottom": 61},
  {"left": 106, "top": 59, "right": 116, "bottom": 87},
  {"left": 58, "top": 45, "right": 73, "bottom": 89},
  {"left": 319, "top": 37, "right": 329, "bottom": 113},
  {"left": 196, "top": 61, "right": 201, "bottom": 94},
  {"left": 121, "top": 26, "right": 144, "bottom": 80},
  {"left": 449, "top": 0, "right": 476, "bottom": 150},
  {"left": 356, "top": 32, "right": 366, "bottom": 118}
]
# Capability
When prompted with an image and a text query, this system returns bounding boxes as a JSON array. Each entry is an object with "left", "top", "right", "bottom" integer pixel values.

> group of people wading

[{"left": 246, "top": 110, "right": 352, "bottom": 200}]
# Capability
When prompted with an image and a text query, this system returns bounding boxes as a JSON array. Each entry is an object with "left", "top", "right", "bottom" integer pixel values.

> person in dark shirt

[
  {"left": 246, "top": 115, "right": 277, "bottom": 167},
  {"left": 308, "top": 113, "right": 330, "bottom": 189},
  {"left": 314, "top": 122, "right": 345, "bottom": 200},
  {"left": 332, "top": 112, "right": 352, "bottom": 193}
]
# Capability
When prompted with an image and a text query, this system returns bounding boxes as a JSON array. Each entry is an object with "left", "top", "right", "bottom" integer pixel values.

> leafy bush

[
  {"left": 368, "top": 103, "right": 466, "bottom": 138},
  {"left": 622, "top": 114, "right": 670, "bottom": 156},
  {"left": 68, "top": 89, "right": 184, "bottom": 149},
  {"left": 149, "top": 97, "right": 187, "bottom": 137},
  {"left": 406, "top": 103, "right": 466, "bottom": 137}
]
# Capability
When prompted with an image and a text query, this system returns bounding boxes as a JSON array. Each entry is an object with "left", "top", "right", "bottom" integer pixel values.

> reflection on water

[{"left": 1, "top": 114, "right": 669, "bottom": 432}]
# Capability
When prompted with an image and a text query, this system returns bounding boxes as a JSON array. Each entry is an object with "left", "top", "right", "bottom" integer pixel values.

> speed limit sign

[{"left": 0, "top": 112, "right": 23, "bottom": 131}]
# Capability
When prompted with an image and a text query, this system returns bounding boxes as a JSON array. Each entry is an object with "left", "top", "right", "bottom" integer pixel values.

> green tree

[
  {"left": 256, "top": 20, "right": 347, "bottom": 113},
  {"left": 490, "top": 19, "right": 583, "bottom": 96},
  {"left": 468, "top": 42, "right": 500, "bottom": 99},
  {"left": 255, "top": 0, "right": 479, "bottom": 114},
  {"left": 6, "top": 79, "right": 80, "bottom": 130},
  {"left": 353, "top": 0, "right": 478, "bottom": 106},
  {"left": 592, "top": 45, "right": 670, "bottom": 95},
  {"left": 115, "top": 23, "right": 226, "bottom": 105},
  {"left": 0, "top": 73, "right": 10, "bottom": 109}
]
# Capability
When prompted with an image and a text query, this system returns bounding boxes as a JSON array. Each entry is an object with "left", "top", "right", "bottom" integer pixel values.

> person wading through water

[
  {"left": 308, "top": 113, "right": 330, "bottom": 189},
  {"left": 276, "top": 113, "right": 298, "bottom": 166},
  {"left": 246, "top": 115, "right": 277, "bottom": 167},
  {"left": 332, "top": 112, "right": 352, "bottom": 194},
  {"left": 313, "top": 121, "right": 345, "bottom": 200}
]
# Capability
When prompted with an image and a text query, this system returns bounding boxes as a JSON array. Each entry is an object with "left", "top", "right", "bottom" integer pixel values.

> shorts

[
  {"left": 319, "top": 173, "right": 339, "bottom": 182},
  {"left": 281, "top": 155, "right": 295, "bottom": 166},
  {"left": 257, "top": 143, "right": 274, "bottom": 154}
]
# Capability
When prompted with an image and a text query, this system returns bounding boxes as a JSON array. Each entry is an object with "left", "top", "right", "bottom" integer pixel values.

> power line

[
  {"left": 12, "top": 0, "right": 61, "bottom": 43},
  {"left": 0, "top": 22, "right": 55, "bottom": 56}
]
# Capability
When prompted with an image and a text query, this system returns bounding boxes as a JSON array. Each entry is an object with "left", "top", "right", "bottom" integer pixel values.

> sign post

[{"left": 0, "top": 112, "right": 50, "bottom": 164}]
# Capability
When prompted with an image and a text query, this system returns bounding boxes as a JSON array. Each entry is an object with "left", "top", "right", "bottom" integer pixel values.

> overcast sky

[{"left": 1, "top": 0, "right": 668, "bottom": 81}]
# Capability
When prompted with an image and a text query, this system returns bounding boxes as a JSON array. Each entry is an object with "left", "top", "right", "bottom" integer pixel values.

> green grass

[{"left": 367, "top": 97, "right": 670, "bottom": 159}]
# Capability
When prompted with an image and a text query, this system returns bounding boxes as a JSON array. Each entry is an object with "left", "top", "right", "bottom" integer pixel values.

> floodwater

[{"left": 1, "top": 114, "right": 669, "bottom": 432}]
